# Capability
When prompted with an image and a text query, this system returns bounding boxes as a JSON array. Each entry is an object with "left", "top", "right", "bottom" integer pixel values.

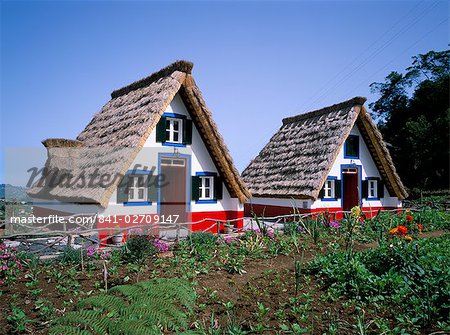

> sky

[{"left": 1, "top": 0, "right": 449, "bottom": 185}]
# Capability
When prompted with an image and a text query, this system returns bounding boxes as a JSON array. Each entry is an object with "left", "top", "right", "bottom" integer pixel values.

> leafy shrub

[
  {"left": 184, "top": 232, "right": 219, "bottom": 262},
  {"left": 61, "top": 246, "right": 84, "bottom": 265},
  {"left": 308, "top": 237, "right": 450, "bottom": 328},
  {"left": 48, "top": 278, "right": 196, "bottom": 334},
  {"left": 122, "top": 235, "right": 157, "bottom": 264}
]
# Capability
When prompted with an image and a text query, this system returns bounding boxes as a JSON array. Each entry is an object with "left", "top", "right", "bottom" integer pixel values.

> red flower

[
  {"left": 397, "top": 225, "right": 408, "bottom": 235},
  {"left": 405, "top": 215, "right": 413, "bottom": 223},
  {"left": 416, "top": 223, "right": 424, "bottom": 231}
]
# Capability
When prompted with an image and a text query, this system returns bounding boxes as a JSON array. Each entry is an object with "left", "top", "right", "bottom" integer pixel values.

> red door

[
  {"left": 342, "top": 169, "right": 359, "bottom": 211},
  {"left": 160, "top": 157, "right": 188, "bottom": 223}
]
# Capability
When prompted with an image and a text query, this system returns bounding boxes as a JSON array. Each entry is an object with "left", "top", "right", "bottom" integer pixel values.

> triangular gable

[
  {"left": 29, "top": 61, "right": 250, "bottom": 207},
  {"left": 242, "top": 97, "right": 408, "bottom": 200}
]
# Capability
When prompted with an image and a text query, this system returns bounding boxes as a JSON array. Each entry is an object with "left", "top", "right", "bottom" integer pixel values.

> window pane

[
  {"left": 138, "top": 176, "right": 144, "bottom": 187},
  {"left": 173, "top": 132, "right": 179, "bottom": 142},
  {"left": 205, "top": 189, "right": 210, "bottom": 198},
  {"left": 138, "top": 189, "right": 144, "bottom": 200},
  {"left": 204, "top": 178, "right": 210, "bottom": 187},
  {"left": 345, "top": 136, "right": 359, "bottom": 157},
  {"left": 129, "top": 189, "right": 134, "bottom": 200},
  {"left": 173, "top": 120, "right": 179, "bottom": 131}
]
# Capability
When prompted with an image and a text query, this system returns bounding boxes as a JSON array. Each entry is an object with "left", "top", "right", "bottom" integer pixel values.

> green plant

[
  {"left": 34, "top": 299, "right": 55, "bottom": 321},
  {"left": 0, "top": 244, "right": 24, "bottom": 285},
  {"left": 184, "top": 232, "right": 219, "bottom": 262},
  {"left": 61, "top": 246, "right": 84, "bottom": 265},
  {"left": 48, "top": 278, "right": 196, "bottom": 334},
  {"left": 122, "top": 234, "right": 158, "bottom": 264},
  {"left": 7, "top": 307, "right": 31, "bottom": 333}
]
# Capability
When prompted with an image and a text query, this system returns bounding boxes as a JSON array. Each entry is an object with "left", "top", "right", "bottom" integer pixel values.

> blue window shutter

[
  {"left": 377, "top": 180, "right": 384, "bottom": 198},
  {"left": 319, "top": 185, "right": 325, "bottom": 199},
  {"left": 117, "top": 174, "right": 130, "bottom": 203},
  {"left": 214, "top": 176, "right": 223, "bottom": 200},
  {"left": 156, "top": 116, "right": 167, "bottom": 143},
  {"left": 191, "top": 176, "right": 200, "bottom": 201},
  {"left": 362, "top": 180, "right": 369, "bottom": 199},
  {"left": 183, "top": 119, "right": 193, "bottom": 145},
  {"left": 335, "top": 180, "right": 341, "bottom": 198},
  {"left": 147, "top": 175, "right": 158, "bottom": 202}
]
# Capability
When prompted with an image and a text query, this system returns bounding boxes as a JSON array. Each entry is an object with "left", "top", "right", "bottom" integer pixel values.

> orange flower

[
  {"left": 416, "top": 223, "right": 424, "bottom": 231},
  {"left": 405, "top": 214, "right": 413, "bottom": 223},
  {"left": 389, "top": 227, "right": 399, "bottom": 235},
  {"left": 397, "top": 225, "right": 408, "bottom": 235},
  {"left": 405, "top": 235, "right": 413, "bottom": 241}
]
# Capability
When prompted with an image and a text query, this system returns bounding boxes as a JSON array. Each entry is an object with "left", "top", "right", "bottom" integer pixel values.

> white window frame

[
  {"left": 165, "top": 117, "right": 183, "bottom": 144},
  {"left": 128, "top": 175, "right": 148, "bottom": 202},
  {"left": 368, "top": 179, "right": 378, "bottom": 198},
  {"left": 323, "top": 179, "right": 335, "bottom": 199},
  {"left": 199, "top": 176, "right": 214, "bottom": 200}
]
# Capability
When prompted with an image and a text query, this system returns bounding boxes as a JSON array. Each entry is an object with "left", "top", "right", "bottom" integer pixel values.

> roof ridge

[
  {"left": 110, "top": 60, "right": 193, "bottom": 99},
  {"left": 282, "top": 96, "right": 366, "bottom": 125}
]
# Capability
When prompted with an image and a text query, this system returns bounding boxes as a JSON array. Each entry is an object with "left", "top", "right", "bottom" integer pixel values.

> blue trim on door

[
  {"left": 340, "top": 164, "right": 362, "bottom": 209},
  {"left": 157, "top": 153, "right": 191, "bottom": 215}
]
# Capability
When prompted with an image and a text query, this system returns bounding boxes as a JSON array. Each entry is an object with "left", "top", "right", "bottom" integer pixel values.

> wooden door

[
  {"left": 160, "top": 157, "right": 188, "bottom": 224},
  {"left": 342, "top": 169, "right": 359, "bottom": 211}
]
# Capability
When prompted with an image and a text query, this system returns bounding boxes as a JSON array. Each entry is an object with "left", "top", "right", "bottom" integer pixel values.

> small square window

[
  {"left": 127, "top": 175, "right": 148, "bottom": 202},
  {"left": 323, "top": 179, "right": 335, "bottom": 199},
  {"left": 368, "top": 180, "right": 378, "bottom": 198},
  {"left": 199, "top": 176, "right": 214, "bottom": 200},
  {"left": 345, "top": 135, "right": 359, "bottom": 158},
  {"left": 165, "top": 118, "right": 183, "bottom": 144}
]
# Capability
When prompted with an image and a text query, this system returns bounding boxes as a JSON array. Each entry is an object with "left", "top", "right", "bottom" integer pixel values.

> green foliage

[
  {"left": 184, "top": 232, "right": 219, "bottom": 262},
  {"left": 122, "top": 234, "right": 157, "bottom": 264},
  {"left": 308, "top": 237, "right": 450, "bottom": 329},
  {"left": 6, "top": 307, "right": 31, "bottom": 333},
  {"left": 48, "top": 278, "right": 196, "bottom": 334},
  {"left": 61, "top": 246, "right": 84, "bottom": 265},
  {"left": 370, "top": 48, "right": 449, "bottom": 191}
]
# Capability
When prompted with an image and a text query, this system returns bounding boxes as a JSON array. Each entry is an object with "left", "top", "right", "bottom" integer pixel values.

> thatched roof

[
  {"left": 241, "top": 97, "right": 408, "bottom": 200},
  {"left": 28, "top": 61, "right": 250, "bottom": 207}
]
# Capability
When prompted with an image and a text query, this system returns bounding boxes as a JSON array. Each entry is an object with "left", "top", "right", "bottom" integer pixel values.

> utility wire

[
  {"left": 347, "top": 16, "right": 448, "bottom": 108},
  {"left": 298, "top": 1, "right": 440, "bottom": 114}
]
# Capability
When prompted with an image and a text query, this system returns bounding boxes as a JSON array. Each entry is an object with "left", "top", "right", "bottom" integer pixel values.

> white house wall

[
  {"left": 104, "top": 93, "right": 242, "bottom": 216},
  {"left": 312, "top": 124, "right": 400, "bottom": 209},
  {"left": 248, "top": 124, "right": 401, "bottom": 210}
]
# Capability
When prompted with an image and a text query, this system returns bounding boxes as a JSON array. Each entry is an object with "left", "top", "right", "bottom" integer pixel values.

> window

[
  {"left": 192, "top": 173, "right": 223, "bottom": 203},
  {"left": 368, "top": 179, "right": 378, "bottom": 198},
  {"left": 156, "top": 114, "right": 193, "bottom": 146},
  {"left": 165, "top": 117, "right": 183, "bottom": 144},
  {"left": 128, "top": 175, "right": 148, "bottom": 202},
  {"left": 323, "top": 179, "right": 335, "bottom": 199},
  {"left": 344, "top": 135, "right": 359, "bottom": 158},
  {"left": 199, "top": 176, "right": 214, "bottom": 200}
]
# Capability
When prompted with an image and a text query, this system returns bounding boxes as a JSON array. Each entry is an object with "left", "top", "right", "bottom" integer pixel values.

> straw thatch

[
  {"left": 28, "top": 61, "right": 250, "bottom": 207},
  {"left": 241, "top": 97, "right": 408, "bottom": 200}
]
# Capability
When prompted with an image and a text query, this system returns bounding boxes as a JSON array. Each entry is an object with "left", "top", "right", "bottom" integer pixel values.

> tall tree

[{"left": 369, "top": 49, "right": 449, "bottom": 195}]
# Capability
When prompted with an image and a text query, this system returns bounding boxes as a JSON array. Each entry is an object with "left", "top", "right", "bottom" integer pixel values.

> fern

[
  {"left": 49, "top": 325, "right": 94, "bottom": 335},
  {"left": 48, "top": 278, "right": 196, "bottom": 334}
]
